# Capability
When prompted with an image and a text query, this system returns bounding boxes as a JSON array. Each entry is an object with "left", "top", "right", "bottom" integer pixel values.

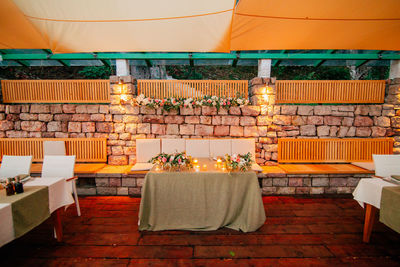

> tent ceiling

[{"left": 0, "top": 0, "right": 399, "bottom": 53}]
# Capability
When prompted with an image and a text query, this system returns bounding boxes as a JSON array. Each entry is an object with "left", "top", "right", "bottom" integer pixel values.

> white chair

[
  {"left": 186, "top": 139, "right": 210, "bottom": 158},
  {"left": 373, "top": 154, "right": 400, "bottom": 178},
  {"left": 42, "top": 155, "right": 80, "bottom": 216},
  {"left": 210, "top": 139, "right": 232, "bottom": 158},
  {"left": 0, "top": 155, "right": 32, "bottom": 179},
  {"left": 43, "top": 141, "right": 66, "bottom": 156},
  {"left": 231, "top": 138, "right": 256, "bottom": 160},
  {"left": 162, "top": 139, "right": 186, "bottom": 154},
  {"left": 131, "top": 139, "right": 161, "bottom": 171}
]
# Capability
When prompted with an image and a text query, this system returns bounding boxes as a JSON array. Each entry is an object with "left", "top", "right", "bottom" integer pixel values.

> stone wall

[{"left": 0, "top": 77, "right": 399, "bottom": 166}]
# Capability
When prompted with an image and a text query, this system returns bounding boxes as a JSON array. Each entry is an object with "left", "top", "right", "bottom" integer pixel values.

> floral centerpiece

[
  {"left": 149, "top": 152, "right": 193, "bottom": 171},
  {"left": 224, "top": 153, "right": 253, "bottom": 171},
  {"left": 134, "top": 94, "right": 249, "bottom": 111}
]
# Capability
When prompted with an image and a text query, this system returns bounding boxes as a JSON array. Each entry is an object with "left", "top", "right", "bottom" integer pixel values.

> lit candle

[
  {"left": 217, "top": 158, "right": 222, "bottom": 163},
  {"left": 202, "top": 164, "right": 207, "bottom": 170},
  {"left": 193, "top": 158, "right": 198, "bottom": 164}
]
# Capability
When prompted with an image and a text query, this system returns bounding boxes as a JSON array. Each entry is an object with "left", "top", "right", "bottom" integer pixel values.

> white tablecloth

[
  {"left": 0, "top": 203, "right": 14, "bottom": 247},
  {"left": 25, "top": 177, "right": 74, "bottom": 213},
  {"left": 353, "top": 178, "right": 398, "bottom": 209}
]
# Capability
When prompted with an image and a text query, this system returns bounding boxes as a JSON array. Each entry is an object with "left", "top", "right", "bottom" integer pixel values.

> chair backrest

[
  {"left": 136, "top": 139, "right": 161, "bottom": 163},
  {"left": 42, "top": 155, "right": 75, "bottom": 178},
  {"left": 186, "top": 139, "right": 210, "bottom": 158},
  {"left": 231, "top": 139, "right": 256, "bottom": 160},
  {"left": 43, "top": 141, "right": 66, "bottom": 156},
  {"left": 161, "top": 139, "right": 185, "bottom": 154},
  {"left": 210, "top": 139, "right": 232, "bottom": 157},
  {"left": 373, "top": 154, "right": 400, "bottom": 178},
  {"left": 0, "top": 155, "right": 33, "bottom": 178}
]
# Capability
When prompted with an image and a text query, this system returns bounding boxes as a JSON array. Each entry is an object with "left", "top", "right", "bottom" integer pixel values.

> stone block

[
  {"left": 117, "top": 187, "right": 129, "bottom": 196},
  {"left": 212, "top": 116, "right": 222, "bottom": 125},
  {"left": 152, "top": 124, "right": 166, "bottom": 135},
  {"left": 165, "top": 116, "right": 184, "bottom": 124},
  {"left": 221, "top": 116, "right": 240, "bottom": 126},
  {"left": 0, "top": 121, "right": 14, "bottom": 131},
  {"left": 21, "top": 121, "right": 46, "bottom": 132},
  {"left": 310, "top": 187, "right": 324, "bottom": 194},
  {"left": 202, "top": 106, "right": 217, "bottom": 116},
  {"left": 110, "top": 105, "right": 126, "bottom": 115},
  {"left": 230, "top": 126, "right": 244, "bottom": 137},
  {"left": 250, "top": 77, "right": 263, "bottom": 86},
  {"left": 109, "top": 177, "right": 121, "bottom": 187},
  {"left": 200, "top": 116, "right": 211, "bottom": 125},
  {"left": 38, "top": 114, "right": 53, "bottom": 122},
  {"left": 329, "top": 178, "right": 347, "bottom": 187},
  {"left": 195, "top": 125, "right": 213, "bottom": 136},
  {"left": 330, "top": 126, "right": 339, "bottom": 136},
  {"left": 125, "top": 123, "right": 137, "bottom": 134},
  {"left": 314, "top": 106, "right": 332, "bottom": 115},
  {"left": 123, "top": 146, "right": 135, "bottom": 155},
  {"left": 307, "top": 116, "right": 324, "bottom": 125},
  {"left": 95, "top": 178, "right": 109, "bottom": 186},
  {"left": 62, "top": 104, "right": 76, "bottom": 113},
  {"left": 68, "top": 122, "right": 81, "bottom": 133},
  {"left": 137, "top": 123, "right": 150, "bottom": 134},
  {"left": 166, "top": 124, "right": 179, "bottom": 135},
  {"left": 97, "top": 187, "right": 117, "bottom": 195},
  {"left": 324, "top": 116, "right": 342, "bottom": 126},
  {"left": 273, "top": 115, "right": 291, "bottom": 125},
  {"left": 291, "top": 116, "right": 306, "bottom": 126},
  {"left": 273, "top": 178, "right": 288, "bottom": 186},
  {"left": 20, "top": 113, "right": 38, "bottom": 121},
  {"left": 89, "top": 114, "right": 104, "bottom": 121},
  {"left": 354, "top": 116, "right": 373, "bottom": 127},
  {"left": 49, "top": 104, "right": 62, "bottom": 114},
  {"left": 180, "top": 107, "right": 194, "bottom": 115},
  {"left": 128, "top": 187, "right": 141, "bottom": 196},
  {"left": 30, "top": 104, "right": 50, "bottom": 113},
  {"left": 143, "top": 115, "right": 163, "bottom": 124},
  {"left": 391, "top": 116, "right": 400, "bottom": 128},
  {"left": 125, "top": 105, "right": 140, "bottom": 115},
  {"left": 71, "top": 114, "right": 91, "bottom": 121},
  {"left": 122, "top": 178, "right": 136, "bottom": 187},
  {"left": 240, "top": 116, "right": 256, "bottom": 126},
  {"left": 371, "top": 127, "right": 386, "bottom": 137},
  {"left": 295, "top": 187, "right": 310, "bottom": 194},
  {"left": 258, "top": 126, "right": 268, "bottom": 136},
  {"left": 317, "top": 126, "right": 330, "bottom": 136},
  {"left": 297, "top": 106, "right": 313, "bottom": 116},
  {"left": 342, "top": 117, "right": 354, "bottom": 126},
  {"left": 300, "top": 125, "right": 316, "bottom": 136},
  {"left": 355, "top": 105, "right": 369, "bottom": 115},
  {"left": 312, "top": 177, "right": 329, "bottom": 186},
  {"left": 244, "top": 126, "right": 258, "bottom": 137},
  {"left": 276, "top": 187, "right": 296, "bottom": 195},
  {"left": 257, "top": 116, "right": 273, "bottom": 126},
  {"left": 108, "top": 155, "right": 128, "bottom": 165},
  {"left": 96, "top": 122, "right": 114, "bottom": 133},
  {"left": 280, "top": 106, "right": 297, "bottom": 115},
  {"left": 180, "top": 124, "right": 194, "bottom": 135},
  {"left": 185, "top": 116, "right": 200, "bottom": 124},
  {"left": 241, "top": 106, "right": 260, "bottom": 116},
  {"left": 214, "top": 125, "right": 229, "bottom": 136},
  {"left": 356, "top": 127, "right": 371, "bottom": 137},
  {"left": 229, "top": 106, "right": 241, "bottom": 115},
  {"left": 120, "top": 133, "right": 131, "bottom": 141},
  {"left": 262, "top": 187, "right": 277, "bottom": 195},
  {"left": 368, "top": 105, "right": 382, "bottom": 116},
  {"left": 79, "top": 122, "right": 94, "bottom": 133}
]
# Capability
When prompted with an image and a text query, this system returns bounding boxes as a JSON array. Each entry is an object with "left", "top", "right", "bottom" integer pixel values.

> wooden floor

[{"left": 1, "top": 196, "right": 400, "bottom": 267}]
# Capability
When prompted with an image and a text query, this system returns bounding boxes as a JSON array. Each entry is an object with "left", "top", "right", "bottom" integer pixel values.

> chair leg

[{"left": 72, "top": 180, "right": 81, "bottom": 217}]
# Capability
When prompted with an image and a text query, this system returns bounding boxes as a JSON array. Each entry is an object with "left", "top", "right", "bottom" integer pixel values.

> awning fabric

[
  {"left": 5, "top": 0, "right": 235, "bottom": 52},
  {"left": 0, "top": 0, "right": 399, "bottom": 52},
  {"left": 231, "top": 0, "right": 400, "bottom": 51}
]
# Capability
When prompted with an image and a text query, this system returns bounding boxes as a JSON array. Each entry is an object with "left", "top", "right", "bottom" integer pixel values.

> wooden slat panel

[
  {"left": 276, "top": 80, "right": 386, "bottom": 104},
  {"left": 1, "top": 80, "right": 110, "bottom": 103},
  {"left": 278, "top": 138, "right": 393, "bottom": 163},
  {"left": 137, "top": 80, "right": 248, "bottom": 99},
  {"left": 0, "top": 138, "right": 107, "bottom": 162}
]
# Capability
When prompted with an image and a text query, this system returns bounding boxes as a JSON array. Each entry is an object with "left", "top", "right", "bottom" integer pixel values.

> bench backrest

[
  {"left": 0, "top": 138, "right": 107, "bottom": 163},
  {"left": 278, "top": 138, "right": 393, "bottom": 163}
]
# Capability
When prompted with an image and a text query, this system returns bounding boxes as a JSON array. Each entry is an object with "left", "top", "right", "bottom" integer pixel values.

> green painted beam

[
  {"left": 0, "top": 49, "right": 30, "bottom": 66},
  {"left": 314, "top": 50, "right": 336, "bottom": 67},
  {"left": 1, "top": 52, "right": 400, "bottom": 61},
  {"left": 100, "top": 59, "right": 111, "bottom": 67},
  {"left": 272, "top": 50, "right": 286, "bottom": 67},
  {"left": 355, "top": 50, "right": 383, "bottom": 68},
  {"left": 43, "top": 48, "right": 70, "bottom": 66}
]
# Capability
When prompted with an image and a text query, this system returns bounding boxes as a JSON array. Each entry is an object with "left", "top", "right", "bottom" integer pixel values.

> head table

[{"left": 139, "top": 158, "right": 266, "bottom": 232}]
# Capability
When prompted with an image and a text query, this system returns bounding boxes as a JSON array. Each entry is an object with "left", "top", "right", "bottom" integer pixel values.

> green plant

[{"left": 78, "top": 66, "right": 111, "bottom": 79}]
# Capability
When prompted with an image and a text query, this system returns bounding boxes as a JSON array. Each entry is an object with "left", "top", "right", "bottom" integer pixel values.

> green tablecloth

[
  {"left": 139, "top": 171, "right": 266, "bottom": 232},
  {"left": 380, "top": 186, "right": 400, "bottom": 234},
  {"left": 0, "top": 186, "right": 50, "bottom": 238}
]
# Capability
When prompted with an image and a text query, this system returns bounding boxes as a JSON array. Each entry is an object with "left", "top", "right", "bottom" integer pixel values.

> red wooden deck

[{"left": 1, "top": 196, "right": 400, "bottom": 266}]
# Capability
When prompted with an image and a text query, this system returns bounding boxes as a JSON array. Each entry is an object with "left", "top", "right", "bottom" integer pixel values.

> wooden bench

[
  {"left": 278, "top": 138, "right": 393, "bottom": 174},
  {"left": 0, "top": 138, "right": 108, "bottom": 175}
]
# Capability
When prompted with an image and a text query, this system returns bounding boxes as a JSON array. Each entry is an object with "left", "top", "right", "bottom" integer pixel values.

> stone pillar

[
  {"left": 257, "top": 59, "right": 272, "bottom": 78},
  {"left": 108, "top": 75, "right": 138, "bottom": 165},
  {"left": 249, "top": 77, "right": 276, "bottom": 107},
  {"left": 389, "top": 60, "right": 400, "bottom": 79},
  {"left": 116, "top": 59, "right": 130, "bottom": 76}
]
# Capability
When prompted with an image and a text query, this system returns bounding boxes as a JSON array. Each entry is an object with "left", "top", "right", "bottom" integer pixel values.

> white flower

[
  {"left": 212, "top": 96, "right": 218, "bottom": 100},
  {"left": 237, "top": 99, "right": 243, "bottom": 105},
  {"left": 142, "top": 98, "right": 150, "bottom": 105}
]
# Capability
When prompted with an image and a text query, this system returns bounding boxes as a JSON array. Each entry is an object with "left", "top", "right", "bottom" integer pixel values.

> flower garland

[
  {"left": 224, "top": 152, "right": 253, "bottom": 171},
  {"left": 149, "top": 152, "right": 193, "bottom": 170},
  {"left": 134, "top": 94, "right": 249, "bottom": 111}
]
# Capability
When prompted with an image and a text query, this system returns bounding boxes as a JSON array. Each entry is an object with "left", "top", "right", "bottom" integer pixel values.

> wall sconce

[{"left": 117, "top": 77, "right": 128, "bottom": 94}]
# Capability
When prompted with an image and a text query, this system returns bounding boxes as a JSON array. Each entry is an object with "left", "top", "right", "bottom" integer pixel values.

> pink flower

[
  {"left": 207, "top": 99, "right": 212, "bottom": 103},
  {"left": 227, "top": 101, "right": 231, "bottom": 105},
  {"left": 178, "top": 158, "right": 182, "bottom": 163},
  {"left": 236, "top": 158, "right": 240, "bottom": 163},
  {"left": 162, "top": 157, "right": 167, "bottom": 163}
]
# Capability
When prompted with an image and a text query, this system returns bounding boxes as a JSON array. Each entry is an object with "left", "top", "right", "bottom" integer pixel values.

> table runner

[
  {"left": 139, "top": 171, "right": 265, "bottom": 232},
  {"left": 380, "top": 186, "right": 400, "bottom": 234},
  {"left": 0, "top": 186, "right": 50, "bottom": 238}
]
